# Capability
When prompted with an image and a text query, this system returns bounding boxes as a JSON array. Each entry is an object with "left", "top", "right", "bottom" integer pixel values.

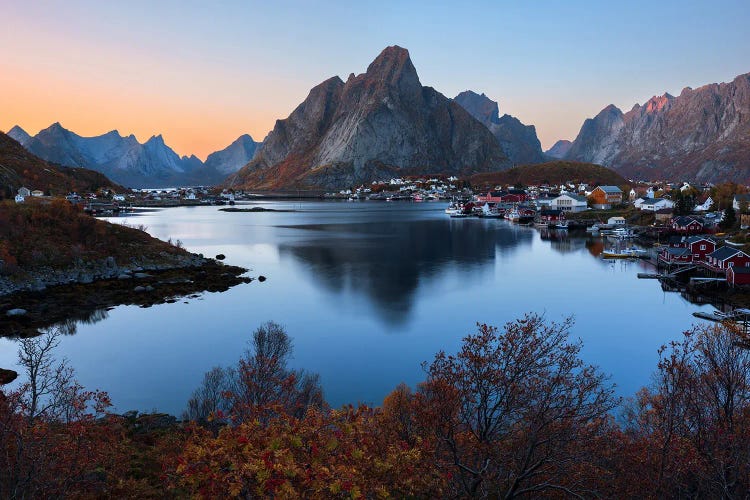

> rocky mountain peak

[
  {"left": 7, "top": 125, "right": 31, "bottom": 145},
  {"left": 545, "top": 140, "right": 573, "bottom": 159},
  {"left": 644, "top": 93, "right": 674, "bottom": 113},
  {"left": 454, "top": 90, "right": 545, "bottom": 165},
  {"left": 228, "top": 46, "right": 511, "bottom": 190},
  {"left": 364, "top": 45, "right": 421, "bottom": 93},
  {"left": 454, "top": 90, "right": 501, "bottom": 125}
]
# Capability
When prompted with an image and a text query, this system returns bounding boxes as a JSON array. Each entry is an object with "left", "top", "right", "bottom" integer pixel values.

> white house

[
  {"left": 17, "top": 187, "right": 30, "bottom": 197},
  {"left": 637, "top": 197, "right": 675, "bottom": 211},
  {"left": 733, "top": 194, "right": 750, "bottom": 211},
  {"left": 31, "top": 190, "right": 44, "bottom": 197},
  {"left": 550, "top": 193, "right": 588, "bottom": 213},
  {"left": 695, "top": 196, "right": 713, "bottom": 212},
  {"left": 112, "top": 194, "right": 126, "bottom": 202},
  {"left": 608, "top": 216, "right": 626, "bottom": 226}
]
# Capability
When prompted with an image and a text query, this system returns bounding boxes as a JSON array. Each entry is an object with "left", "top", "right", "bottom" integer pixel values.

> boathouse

[
  {"left": 727, "top": 266, "right": 750, "bottom": 287},
  {"left": 703, "top": 246, "right": 750, "bottom": 273},
  {"left": 538, "top": 209, "right": 565, "bottom": 223},
  {"left": 658, "top": 247, "right": 693, "bottom": 265},
  {"left": 686, "top": 236, "right": 715, "bottom": 261}
]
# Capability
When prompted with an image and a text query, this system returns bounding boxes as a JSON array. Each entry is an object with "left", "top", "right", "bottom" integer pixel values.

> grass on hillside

[{"left": 0, "top": 199, "right": 187, "bottom": 275}]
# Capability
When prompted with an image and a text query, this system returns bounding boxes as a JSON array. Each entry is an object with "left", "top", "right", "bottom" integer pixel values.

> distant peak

[
  {"left": 454, "top": 90, "right": 500, "bottom": 125},
  {"left": 147, "top": 134, "right": 164, "bottom": 144}
]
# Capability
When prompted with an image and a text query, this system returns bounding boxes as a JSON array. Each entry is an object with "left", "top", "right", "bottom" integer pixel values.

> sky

[{"left": 2, "top": 0, "right": 749, "bottom": 159}]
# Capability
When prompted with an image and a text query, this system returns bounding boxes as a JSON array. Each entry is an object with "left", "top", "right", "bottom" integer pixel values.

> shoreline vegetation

[
  {"left": 3, "top": 315, "right": 750, "bottom": 497},
  {"left": 0, "top": 200, "right": 256, "bottom": 338}
]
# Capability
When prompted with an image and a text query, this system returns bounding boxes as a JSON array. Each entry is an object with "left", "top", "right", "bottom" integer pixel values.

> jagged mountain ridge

[
  {"left": 545, "top": 140, "right": 572, "bottom": 159},
  {"left": 565, "top": 72, "right": 750, "bottom": 183},
  {"left": 453, "top": 90, "right": 546, "bottom": 165},
  {"left": 0, "top": 131, "right": 120, "bottom": 197},
  {"left": 228, "top": 46, "right": 511, "bottom": 190},
  {"left": 12, "top": 123, "right": 259, "bottom": 188}
]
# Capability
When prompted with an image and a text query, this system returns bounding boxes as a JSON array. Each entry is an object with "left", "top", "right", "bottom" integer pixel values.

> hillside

[
  {"left": 228, "top": 46, "right": 510, "bottom": 190},
  {"left": 0, "top": 131, "right": 120, "bottom": 197},
  {"left": 468, "top": 160, "right": 627, "bottom": 188}
]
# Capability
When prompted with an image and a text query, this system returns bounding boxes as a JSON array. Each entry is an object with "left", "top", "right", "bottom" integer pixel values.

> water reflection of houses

[{"left": 278, "top": 219, "right": 533, "bottom": 325}]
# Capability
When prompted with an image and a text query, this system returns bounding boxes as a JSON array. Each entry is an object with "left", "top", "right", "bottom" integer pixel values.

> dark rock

[
  {"left": 258, "top": 275, "right": 267, "bottom": 282},
  {"left": 215, "top": 254, "right": 226, "bottom": 260},
  {"left": 0, "top": 368, "right": 18, "bottom": 385}
]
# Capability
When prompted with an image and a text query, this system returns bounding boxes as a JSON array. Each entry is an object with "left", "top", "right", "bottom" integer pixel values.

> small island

[{"left": 219, "top": 206, "right": 296, "bottom": 212}]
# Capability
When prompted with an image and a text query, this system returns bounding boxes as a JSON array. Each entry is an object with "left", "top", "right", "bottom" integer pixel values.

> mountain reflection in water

[{"left": 278, "top": 219, "right": 534, "bottom": 325}]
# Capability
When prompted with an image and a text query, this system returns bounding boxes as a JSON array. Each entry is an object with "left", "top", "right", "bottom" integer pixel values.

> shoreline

[{"left": 0, "top": 259, "right": 256, "bottom": 338}]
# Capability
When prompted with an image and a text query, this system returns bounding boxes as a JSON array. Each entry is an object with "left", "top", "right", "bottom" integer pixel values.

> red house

[
  {"left": 671, "top": 216, "right": 705, "bottom": 234},
  {"left": 538, "top": 209, "right": 565, "bottom": 223},
  {"left": 658, "top": 247, "right": 693, "bottom": 265},
  {"left": 476, "top": 191, "right": 504, "bottom": 203},
  {"left": 685, "top": 236, "right": 715, "bottom": 262},
  {"left": 727, "top": 266, "right": 750, "bottom": 287},
  {"left": 703, "top": 246, "right": 750, "bottom": 273}
]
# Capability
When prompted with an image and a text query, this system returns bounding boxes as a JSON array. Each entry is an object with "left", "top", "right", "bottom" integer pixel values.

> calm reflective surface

[{"left": 0, "top": 202, "right": 715, "bottom": 414}]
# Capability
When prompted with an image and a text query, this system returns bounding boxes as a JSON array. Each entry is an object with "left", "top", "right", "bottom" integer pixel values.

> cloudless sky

[{"left": 2, "top": 0, "right": 749, "bottom": 159}]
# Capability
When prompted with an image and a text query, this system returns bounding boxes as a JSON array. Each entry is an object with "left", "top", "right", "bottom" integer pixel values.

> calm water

[{"left": 0, "top": 201, "right": 714, "bottom": 414}]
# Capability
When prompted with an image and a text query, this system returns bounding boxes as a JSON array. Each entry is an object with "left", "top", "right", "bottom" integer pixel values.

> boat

[
  {"left": 601, "top": 247, "right": 647, "bottom": 259},
  {"left": 551, "top": 221, "right": 568, "bottom": 229},
  {"left": 606, "top": 227, "right": 635, "bottom": 238},
  {"left": 449, "top": 212, "right": 470, "bottom": 218},
  {"left": 692, "top": 310, "right": 730, "bottom": 322},
  {"left": 478, "top": 203, "right": 504, "bottom": 218},
  {"left": 413, "top": 194, "right": 423, "bottom": 202}
]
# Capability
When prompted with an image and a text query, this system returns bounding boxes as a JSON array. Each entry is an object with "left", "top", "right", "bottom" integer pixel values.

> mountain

[
  {"left": 565, "top": 72, "right": 750, "bottom": 183},
  {"left": 0, "top": 131, "right": 120, "bottom": 197},
  {"left": 8, "top": 125, "right": 31, "bottom": 146},
  {"left": 19, "top": 123, "right": 198, "bottom": 188},
  {"left": 228, "top": 46, "right": 511, "bottom": 190},
  {"left": 468, "top": 160, "right": 627, "bottom": 189},
  {"left": 204, "top": 134, "right": 258, "bottom": 176},
  {"left": 453, "top": 91, "right": 545, "bottom": 165},
  {"left": 545, "top": 140, "right": 572, "bottom": 159},
  {"left": 13, "top": 124, "right": 259, "bottom": 188}
]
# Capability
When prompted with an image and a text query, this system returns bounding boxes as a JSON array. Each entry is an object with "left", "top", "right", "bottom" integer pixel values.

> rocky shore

[
  {"left": 0, "top": 255, "right": 256, "bottom": 338},
  {"left": 0, "top": 252, "right": 211, "bottom": 297}
]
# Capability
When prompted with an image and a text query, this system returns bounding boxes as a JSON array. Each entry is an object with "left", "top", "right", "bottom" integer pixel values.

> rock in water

[{"left": 228, "top": 46, "right": 511, "bottom": 190}]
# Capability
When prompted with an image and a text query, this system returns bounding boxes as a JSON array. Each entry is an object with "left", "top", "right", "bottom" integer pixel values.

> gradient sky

[{"left": 2, "top": 0, "right": 749, "bottom": 159}]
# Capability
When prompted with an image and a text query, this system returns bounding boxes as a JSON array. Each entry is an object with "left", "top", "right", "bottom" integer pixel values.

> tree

[
  {"left": 0, "top": 327, "right": 116, "bottom": 498},
  {"left": 722, "top": 205, "right": 737, "bottom": 230},
  {"left": 186, "top": 321, "right": 324, "bottom": 423},
  {"left": 620, "top": 323, "right": 750, "bottom": 497},
  {"left": 415, "top": 314, "right": 618, "bottom": 497}
]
